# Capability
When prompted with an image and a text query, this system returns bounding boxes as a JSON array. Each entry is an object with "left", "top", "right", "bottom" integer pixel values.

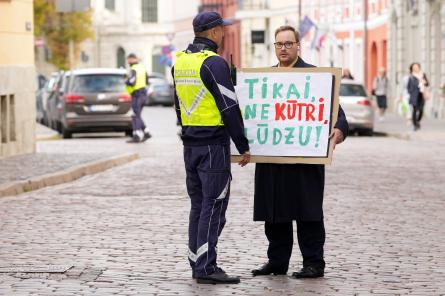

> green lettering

[
  {"left": 284, "top": 127, "right": 295, "bottom": 144},
  {"left": 260, "top": 104, "right": 270, "bottom": 120},
  {"left": 257, "top": 124, "right": 269, "bottom": 145},
  {"left": 298, "top": 126, "right": 312, "bottom": 146},
  {"left": 286, "top": 83, "right": 301, "bottom": 99},
  {"left": 272, "top": 128, "right": 282, "bottom": 145},
  {"left": 273, "top": 83, "right": 283, "bottom": 99},
  {"left": 244, "top": 78, "right": 259, "bottom": 99},
  {"left": 244, "top": 104, "right": 257, "bottom": 120}
]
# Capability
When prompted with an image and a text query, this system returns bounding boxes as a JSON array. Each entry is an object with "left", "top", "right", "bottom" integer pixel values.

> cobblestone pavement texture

[{"left": 0, "top": 107, "right": 444, "bottom": 295}]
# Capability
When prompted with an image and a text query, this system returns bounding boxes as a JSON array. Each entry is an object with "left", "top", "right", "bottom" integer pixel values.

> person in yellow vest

[
  {"left": 172, "top": 11, "right": 250, "bottom": 284},
  {"left": 125, "top": 53, "right": 151, "bottom": 143}
]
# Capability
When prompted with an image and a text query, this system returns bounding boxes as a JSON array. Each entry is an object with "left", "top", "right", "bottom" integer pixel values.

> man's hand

[
  {"left": 329, "top": 128, "right": 345, "bottom": 150},
  {"left": 238, "top": 151, "right": 251, "bottom": 167}
]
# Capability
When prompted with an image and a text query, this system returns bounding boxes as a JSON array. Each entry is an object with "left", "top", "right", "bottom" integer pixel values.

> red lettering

[
  {"left": 306, "top": 104, "right": 316, "bottom": 121},
  {"left": 275, "top": 103, "right": 286, "bottom": 121}
]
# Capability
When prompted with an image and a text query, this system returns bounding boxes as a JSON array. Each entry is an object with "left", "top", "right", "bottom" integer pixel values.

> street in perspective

[{"left": 1, "top": 0, "right": 445, "bottom": 295}]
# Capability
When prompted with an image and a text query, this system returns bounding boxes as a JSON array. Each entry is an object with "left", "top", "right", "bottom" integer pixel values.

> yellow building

[{"left": 0, "top": 0, "right": 36, "bottom": 158}]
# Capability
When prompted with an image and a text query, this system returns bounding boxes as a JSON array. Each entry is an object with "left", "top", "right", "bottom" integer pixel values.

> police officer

[
  {"left": 172, "top": 11, "right": 250, "bottom": 284},
  {"left": 125, "top": 53, "right": 151, "bottom": 143}
]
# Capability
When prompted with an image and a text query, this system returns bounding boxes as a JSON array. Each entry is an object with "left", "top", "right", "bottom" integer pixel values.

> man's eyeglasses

[{"left": 274, "top": 42, "right": 298, "bottom": 49}]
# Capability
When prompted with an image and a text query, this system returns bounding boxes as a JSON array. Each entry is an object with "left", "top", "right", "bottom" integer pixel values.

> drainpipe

[{"left": 364, "top": 0, "right": 369, "bottom": 89}]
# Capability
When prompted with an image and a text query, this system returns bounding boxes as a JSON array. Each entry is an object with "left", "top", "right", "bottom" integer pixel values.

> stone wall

[{"left": 0, "top": 66, "right": 36, "bottom": 158}]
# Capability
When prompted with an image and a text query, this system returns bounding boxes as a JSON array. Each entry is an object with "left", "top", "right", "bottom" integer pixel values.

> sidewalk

[
  {"left": 0, "top": 123, "right": 138, "bottom": 197},
  {"left": 373, "top": 112, "right": 445, "bottom": 141}
]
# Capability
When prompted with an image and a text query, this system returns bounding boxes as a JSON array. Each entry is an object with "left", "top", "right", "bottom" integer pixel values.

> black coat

[
  {"left": 407, "top": 74, "right": 429, "bottom": 107},
  {"left": 253, "top": 57, "right": 349, "bottom": 223}
]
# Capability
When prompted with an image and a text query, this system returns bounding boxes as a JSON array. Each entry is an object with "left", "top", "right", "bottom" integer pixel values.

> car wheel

[
  {"left": 61, "top": 126, "right": 72, "bottom": 139},
  {"left": 358, "top": 129, "right": 373, "bottom": 137}
]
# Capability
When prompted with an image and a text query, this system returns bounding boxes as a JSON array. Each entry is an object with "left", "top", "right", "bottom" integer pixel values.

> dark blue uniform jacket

[{"left": 172, "top": 37, "right": 249, "bottom": 155}]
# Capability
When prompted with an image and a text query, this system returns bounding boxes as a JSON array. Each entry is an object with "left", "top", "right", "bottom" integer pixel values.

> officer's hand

[
  {"left": 329, "top": 128, "right": 344, "bottom": 150},
  {"left": 238, "top": 151, "right": 251, "bottom": 167}
]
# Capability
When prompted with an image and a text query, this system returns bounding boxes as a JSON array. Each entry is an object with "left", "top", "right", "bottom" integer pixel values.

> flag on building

[
  {"left": 299, "top": 16, "right": 316, "bottom": 39},
  {"left": 311, "top": 27, "right": 327, "bottom": 50}
]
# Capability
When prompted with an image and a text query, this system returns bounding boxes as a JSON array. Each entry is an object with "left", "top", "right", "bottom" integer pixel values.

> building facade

[
  {"left": 199, "top": 0, "right": 241, "bottom": 67},
  {"left": 0, "top": 0, "right": 36, "bottom": 158},
  {"left": 36, "top": 0, "right": 203, "bottom": 81},
  {"left": 236, "top": 0, "right": 389, "bottom": 90},
  {"left": 388, "top": 0, "right": 445, "bottom": 119}
]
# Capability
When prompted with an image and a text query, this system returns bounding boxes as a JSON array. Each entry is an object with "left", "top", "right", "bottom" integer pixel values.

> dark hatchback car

[
  {"left": 53, "top": 68, "right": 133, "bottom": 138},
  {"left": 145, "top": 73, "right": 174, "bottom": 106}
]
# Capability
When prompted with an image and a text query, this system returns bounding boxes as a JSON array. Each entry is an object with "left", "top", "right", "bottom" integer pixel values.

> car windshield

[
  {"left": 340, "top": 84, "right": 367, "bottom": 97},
  {"left": 71, "top": 74, "right": 125, "bottom": 93}
]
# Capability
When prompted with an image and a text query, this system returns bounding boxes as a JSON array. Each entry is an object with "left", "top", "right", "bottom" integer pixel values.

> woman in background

[{"left": 407, "top": 63, "right": 429, "bottom": 131}]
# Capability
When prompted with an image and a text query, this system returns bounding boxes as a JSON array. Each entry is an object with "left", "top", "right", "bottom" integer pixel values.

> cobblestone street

[{"left": 0, "top": 107, "right": 444, "bottom": 295}]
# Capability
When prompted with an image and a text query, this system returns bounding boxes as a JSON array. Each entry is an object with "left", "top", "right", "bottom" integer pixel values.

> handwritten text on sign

[{"left": 235, "top": 71, "right": 333, "bottom": 157}]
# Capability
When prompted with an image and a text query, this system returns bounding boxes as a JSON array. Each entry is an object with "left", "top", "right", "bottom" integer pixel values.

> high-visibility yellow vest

[
  {"left": 126, "top": 63, "right": 147, "bottom": 94},
  {"left": 174, "top": 50, "right": 224, "bottom": 126}
]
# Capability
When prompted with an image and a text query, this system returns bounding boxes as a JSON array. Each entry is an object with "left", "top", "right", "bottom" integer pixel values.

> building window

[
  {"left": 0, "top": 94, "right": 16, "bottom": 144},
  {"left": 142, "top": 0, "right": 157, "bottom": 23},
  {"left": 152, "top": 53, "right": 165, "bottom": 75},
  {"left": 117, "top": 47, "right": 126, "bottom": 68},
  {"left": 105, "top": 0, "right": 115, "bottom": 11}
]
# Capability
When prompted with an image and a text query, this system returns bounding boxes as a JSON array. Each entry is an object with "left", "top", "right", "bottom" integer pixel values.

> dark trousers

[
  {"left": 184, "top": 144, "right": 231, "bottom": 277},
  {"left": 265, "top": 220, "right": 325, "bottom": 270},
  {"left": 412, "top": 103, "right": 424, "bottom": 128},
  {"left": 131, "top": 89, "right": 147, "bottom": 131}
]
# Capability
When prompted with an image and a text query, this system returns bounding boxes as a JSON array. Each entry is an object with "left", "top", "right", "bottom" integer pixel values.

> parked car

[
  {"left": 145, "top": 74, "right": 174, "bottom": 106},
  {"left": 47, "top": 68, "right": 133, "bottom": 138},
  {"left": 46, "top": 71, "right": 65, "bottom": 131},
  {"left": 35, "top": 74, "right": 47, "bottom": 123},
  {"left": 36, "top": 72, "right": 60, "bottom": 125},
  {"left": 339, "top": 79, "right": 374, "bottom": 136}
]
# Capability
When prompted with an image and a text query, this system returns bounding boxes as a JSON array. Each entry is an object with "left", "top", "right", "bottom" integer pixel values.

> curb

[
  {"left": 0, "top": 153, "right": 139, "bottom": 198},
  {"left": 373, "top": 131, "right": 411, "bottom": 141},
  {"left": 36, "top": 134, "right": 61, "bottom": 141}
]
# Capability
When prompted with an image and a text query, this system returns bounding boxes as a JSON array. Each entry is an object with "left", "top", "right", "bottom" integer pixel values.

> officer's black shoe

[
  {"left": 251, "top": 262, "right": 288, "bottom": 276},
  {"left": 196, "top": 268, "right": 240, "bottom": 284},
  {"left": 291, "top": 266, "right": 324, "bottom": 279},
  {"left": 141, "top": 132, "right": 152, "bottom": 142}
]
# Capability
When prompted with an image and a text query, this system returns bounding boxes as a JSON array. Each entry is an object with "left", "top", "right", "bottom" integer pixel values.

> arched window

[{"left": 117, "top": 47, "right": 126, "bottom": 68}]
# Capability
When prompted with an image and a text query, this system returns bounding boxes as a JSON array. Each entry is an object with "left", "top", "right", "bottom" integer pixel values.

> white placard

[{"left": 232, "top": 69, "right": 337, "bottom": 160}]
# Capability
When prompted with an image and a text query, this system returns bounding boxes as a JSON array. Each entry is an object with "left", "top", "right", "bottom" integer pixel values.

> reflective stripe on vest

[
  {"left": 126, "top": 63, "right": 147, "bottom": 94},
  {"left": 174, "top": 50, "right": 223, "bottom": 127}
]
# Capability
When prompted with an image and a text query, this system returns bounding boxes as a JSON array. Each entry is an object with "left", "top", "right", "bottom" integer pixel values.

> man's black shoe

[
  {"left": 196, "top": 269, "right": 240, "bottom": 284},
  {"left": 291, "top": 266, "right": 324, "bottom": 279},
  {"left": 126, "top": 136, "right": 140, "bottom": 143},
  {"left": 251, "top": 262, "right": 288, "bottom": 276}
]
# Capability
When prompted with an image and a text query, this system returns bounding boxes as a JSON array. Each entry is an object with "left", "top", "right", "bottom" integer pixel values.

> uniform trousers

[{"left": 184, "top": 144, "right": 231, "bottom": 276}]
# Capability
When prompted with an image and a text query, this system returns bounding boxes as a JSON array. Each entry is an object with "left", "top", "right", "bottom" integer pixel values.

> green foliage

[{"left": 34, "top": 0, "right": 94, "bottom": 70}]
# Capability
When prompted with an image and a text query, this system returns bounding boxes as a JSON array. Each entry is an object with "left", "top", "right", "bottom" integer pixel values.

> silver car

[{"left": 340, "top": 79, "right": 374, "bottom": 136}]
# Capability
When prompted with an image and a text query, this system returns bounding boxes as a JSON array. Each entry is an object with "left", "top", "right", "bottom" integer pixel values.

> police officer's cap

[
  {"left": 127, "top": 53, "right": 137, "bottom": 59},
  {"left": 193, "top": 11, "right": 234, "bottom": 33}
]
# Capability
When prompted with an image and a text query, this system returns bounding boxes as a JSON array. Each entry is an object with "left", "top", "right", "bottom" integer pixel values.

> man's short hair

[
  {"left": 195, "top": 30, "right": 210, "bottom": 38},
  {"left": 274, "top": 25, "right": 300, "bottom": 43}
]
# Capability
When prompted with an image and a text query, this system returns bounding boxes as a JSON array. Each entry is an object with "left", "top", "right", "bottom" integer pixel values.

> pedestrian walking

[
  {"left": 251, "top": 25, "right": 349, "bottom": 279},
  {"left": 407, "top": 63, "right": 429, "bottom": 131},
  {"left": 172, "top": 11, "right": 251, "bottom": 285},
  {"left": 342, "top": 68, "right": 354, "bottom": 80},
  {"left": 398, "top": 73, "right": 412, "bottom": 125},
  {"left": 372, "top": 68, "right": 390, "bottom": 121},
  {"left": 125, "top": 53, "right": 151, "bottom": 143}
]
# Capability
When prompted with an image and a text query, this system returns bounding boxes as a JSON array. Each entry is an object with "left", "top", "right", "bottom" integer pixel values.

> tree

[{"left": 34, "top": 0, "right": 94, "bottom": 70}]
